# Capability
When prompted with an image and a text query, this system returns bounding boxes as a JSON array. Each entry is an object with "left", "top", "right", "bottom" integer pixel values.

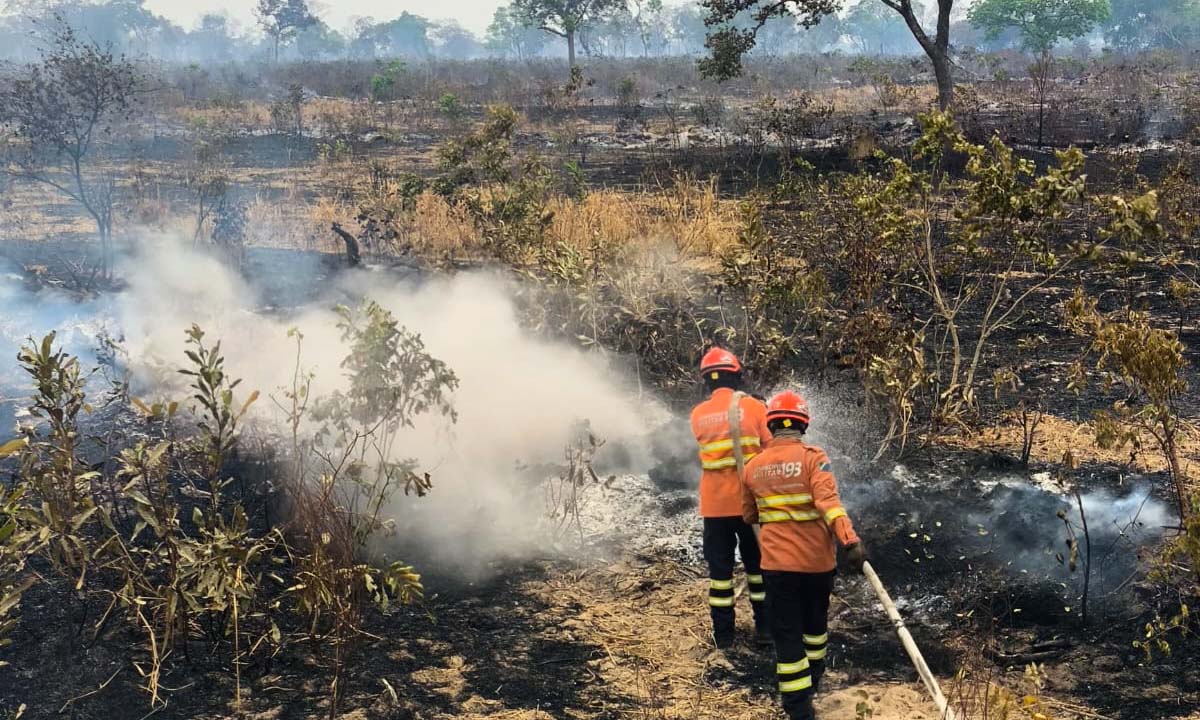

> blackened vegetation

[
  {"left": 1, "top": 560, "right": 635, "bottom": 719},
  {"left": 839, "top": 454, "right": 1197, "bottom": 719}
]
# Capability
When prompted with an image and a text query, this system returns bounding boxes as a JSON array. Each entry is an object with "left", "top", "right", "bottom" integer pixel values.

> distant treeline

[{"left": 0, "top": 0, "right": 1194, "bottom": 64}]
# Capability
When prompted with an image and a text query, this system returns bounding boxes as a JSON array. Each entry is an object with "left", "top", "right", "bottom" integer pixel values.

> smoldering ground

[{"left": 0, "top": 234, "right": 1175, "bottom": 604}]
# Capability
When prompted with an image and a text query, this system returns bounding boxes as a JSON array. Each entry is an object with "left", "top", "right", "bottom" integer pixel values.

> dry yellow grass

[
  {"left": 818, "top": 82, "right": 938, "bottom": 115},
  {"left": 548, "top": 178, "right": 738, "bottom": 262},
  {"left": 400, "top": 191, "right": 479, "bottom": 257},
  {"left": 948, "top": 413, "right": 1200, "bottom": 495},
  {"left": 369, "top": 178, "right": 738, "bottom": 268},
  {"left": 173, "top": 102, "right": 271, "bottom": 131},
  {"left": 174, "top": 97, "right": 420, "bottom": 137},
  {"left": 247, "top": 190, "right": 344, "bottom": 252}
]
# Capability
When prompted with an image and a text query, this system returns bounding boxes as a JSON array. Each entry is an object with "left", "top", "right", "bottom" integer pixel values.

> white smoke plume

[{"left": 1, "top": 235, "right": 672, "bottom": 579}]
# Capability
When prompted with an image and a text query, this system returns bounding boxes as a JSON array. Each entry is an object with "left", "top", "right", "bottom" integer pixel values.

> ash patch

[{"left": 575, "top": 474, "right": 702, "bottom": 563}]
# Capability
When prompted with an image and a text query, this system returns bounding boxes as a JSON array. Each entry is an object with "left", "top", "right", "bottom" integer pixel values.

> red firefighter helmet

[
  {"left": 767, "top": 390, "right": 811, "bottom": 427},
  {"left": 699, "top": 347, "right": 742, "bottom": 377}
]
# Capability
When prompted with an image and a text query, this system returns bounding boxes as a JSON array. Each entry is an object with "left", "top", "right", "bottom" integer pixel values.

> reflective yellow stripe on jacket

[
  {"left": 756, "top": 491, "right": 822, "bottom": 524},
  {"left": 824, "top": 507, "right": 848, "bottom": 525},
  {"left": 757, "top": 493, "right": 814, "bottom": 509},
  {"left": 699, "top": 436, "right": 762, "bottom": 470},
  {"left": 699, "top": 436, "right": 763, "bottom": 453},
  {"left": 758, "top": 509, "right": 822, "bottom": 523}
]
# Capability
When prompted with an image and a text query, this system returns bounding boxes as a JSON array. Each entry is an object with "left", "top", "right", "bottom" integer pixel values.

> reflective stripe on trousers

[
  {"left": 709, "top": 575, "right": 768, "bottom": 606},
  {"left": 708, "top": 577, "right": 735, "bottom": 607},
  {"left": 777, "top": 656, "right": 812, "bottom": 693},
  {"left": 804, "top": 632, "right": 828, "bottom": 661},
  {"left": 764, "top": 570, "right": 834, "bottom": 717},
  {"left": 747, "top": 573, "right": 766, "bottom": 603}
]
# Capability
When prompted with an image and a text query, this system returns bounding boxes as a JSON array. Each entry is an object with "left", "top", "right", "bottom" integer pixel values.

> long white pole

[{"left": 862, "top": 561, "right": 958, "bottom": 720}]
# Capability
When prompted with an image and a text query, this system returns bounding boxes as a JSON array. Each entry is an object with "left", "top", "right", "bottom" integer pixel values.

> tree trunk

[
  {"left": 931, "top": 48, "right": 953, "bottom": 110},
  {"left": 567, "top": 31, "right": 576, "bottom": 69},
  {"left": 886, "top": 0, "right": 955, "bottom": 110},
  {"left": 97, "top": 218, "right": 112, "bottom": 281},
  {"left": 1035, "top": 50, "right": 1051, "bottom": 147}
]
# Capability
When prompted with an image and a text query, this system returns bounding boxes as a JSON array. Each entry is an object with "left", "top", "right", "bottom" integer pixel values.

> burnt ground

[
  {"left": 3, "top": 103, "right": 1200, "bottom": 719},
  {"left": 3, "top": 239, "right": 1200, "bottom": 718},
  {"left": 6, "top": 502, "right": 1196, "bottom": 720}
]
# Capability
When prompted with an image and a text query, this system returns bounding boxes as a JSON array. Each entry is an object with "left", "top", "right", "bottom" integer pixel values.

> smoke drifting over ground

[
  {"left": 0, "top": 236, "right": 669, "bottom": 579},
  {"left": 0, "top": 235, "right": 1175, "bottom": 603}
]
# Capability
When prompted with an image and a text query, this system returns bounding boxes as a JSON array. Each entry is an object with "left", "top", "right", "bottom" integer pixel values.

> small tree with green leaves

[
  {"left": 369, "top": 59, "right": 406, "bottom": 102},
  {"left": 1065, "top": 200, "right": 1192, "bottom": 525},
  {"left": 0, "top": 18, "right": 141, "bottom": 280},
  {"left": 856, "top": 112, "right": 1088, "bottom": 447},
  {"left": 278, "top": 312, "right": 453, "bottom": 718},
  {"left": 312, "top": 301, "right": 458, "bottom": 550},
  {"left": 179, "top": 324, "right": 260, "bottom": 495},
  {"left": 437, "top": 93, "right": 467, "bottom": 128},
  {"left": 968, "top": 0, "right": 1110, "bottom": 145},
  {"left": 104, "top": 327, "right": 271, "bottom": 710},
  {"left": 434, "top": 105, "right": 557, "bottom": 262},
  {"left": 15, "top": 332, "right": 98, "bottom": 582}
]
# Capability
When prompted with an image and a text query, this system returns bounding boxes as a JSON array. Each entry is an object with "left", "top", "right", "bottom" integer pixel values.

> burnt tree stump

[{"left": 331, "top": 222, "right": 361, "bottom": 267}]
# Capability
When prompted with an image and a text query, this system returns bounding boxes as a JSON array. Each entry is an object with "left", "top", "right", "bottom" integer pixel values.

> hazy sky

[{"left": 142, "top": 0, "right": 505, "bottom": 35}]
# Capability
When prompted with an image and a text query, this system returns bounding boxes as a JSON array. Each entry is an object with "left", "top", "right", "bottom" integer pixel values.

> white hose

[{"left": 862, "top": 561, "right": 959, "bottom": 720}]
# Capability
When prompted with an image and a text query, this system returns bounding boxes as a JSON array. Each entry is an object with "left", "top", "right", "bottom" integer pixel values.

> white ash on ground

[{"left": 570, "top": 473, "right": 705, "bottom": 564}]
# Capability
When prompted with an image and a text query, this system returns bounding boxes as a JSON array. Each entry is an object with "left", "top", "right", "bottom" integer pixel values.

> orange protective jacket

[
  {"left": 690, "top": 388, "right": 772, "bottom": 518},
  {"left": 741, "top": 436, "right": 860, "bottom": 573}
]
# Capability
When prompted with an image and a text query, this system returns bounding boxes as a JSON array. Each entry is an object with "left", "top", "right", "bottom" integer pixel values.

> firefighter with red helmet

[
  {"left": 741, "top": 390, "right": 866, "bottom": 720},
  {"left": 689, "top": 348, "right": 772, "bottom": 649}
]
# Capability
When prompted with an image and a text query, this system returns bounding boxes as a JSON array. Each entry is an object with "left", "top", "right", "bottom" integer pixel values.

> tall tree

[
  {"left": 255, "top": 0, "right": 318, "bottom": 61},
  {"left": 701, "top": 0, "right": 958, "bottom": 109},
  {"left": 189, "top": 13, "right": 239, "bottom": 62},
  {"left": 511, "top": 0, "right": 622, "bottom": 69},
  {"left": 432, "top": 21, "right": 483, "bottom": 59},
  {"left": 585, "top": 7, "right": 637, "bottom": 56},
  {"left": 627, "top": 0, "right": 665, "bottom": 56},
  {"left": 667, "top": 4, "right": 711, "bottom": 54},
  {"left": 294, "top": 20, "right": 346, "bottom": 60},
  {"left": 353, "top": 13, "right": 434, "bottom": 58}
]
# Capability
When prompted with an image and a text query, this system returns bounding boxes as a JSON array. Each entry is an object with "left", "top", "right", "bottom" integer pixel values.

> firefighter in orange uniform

[
  {"left": 690, "top": 348, "right": 772, "bottom": 649},
  {"left": 741, "top": 390, "right": 866, "bottom": 720}
]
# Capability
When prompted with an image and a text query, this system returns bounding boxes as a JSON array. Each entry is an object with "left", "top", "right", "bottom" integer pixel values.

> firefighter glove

[{"left": 845, "top": 542, "right": 867, "bottom": 573}]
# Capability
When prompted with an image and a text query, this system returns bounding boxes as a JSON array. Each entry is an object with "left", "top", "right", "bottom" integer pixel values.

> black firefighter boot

[
  {"left": 784, "top": 694, "right": 816, "bottom": 720},
  {"left": 753, "top": 612, "right": 773, "bottom": 648},
  {"left": 750, "top": 579, "right": 771, "bottom": 648},
  {"left": 810, "top": 661, "right": 826, "bottom": 694},
  {"left": 711, "top": 606, "right": 736, "bottom": 650}
]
